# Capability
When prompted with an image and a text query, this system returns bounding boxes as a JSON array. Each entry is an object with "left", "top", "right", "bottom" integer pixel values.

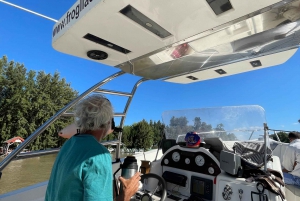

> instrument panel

[{"left": 161, "top": 148, "right": 221, "bottom": 176}]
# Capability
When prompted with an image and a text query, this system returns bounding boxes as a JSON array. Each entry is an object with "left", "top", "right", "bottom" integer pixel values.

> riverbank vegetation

[
  {"left": 271, "top": 132, "right": 289, "bottom": 143},
  {"left": 103, "top": 120, "right": 165, "bottom": 151},
  {"left": 0, "top": 56, "right": 77, "bottom": 150},
  {"left": 0, "top": 56, "right": 265, "bottom": 152},
  {"left": 0, "top": 56, "right": 166, "bottom": 151}
]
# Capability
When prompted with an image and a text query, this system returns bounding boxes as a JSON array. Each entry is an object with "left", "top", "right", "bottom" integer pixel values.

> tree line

[
  {"left": 0, "top": 56, "right": 238, "bottom": 152},
  {"left": 165, "top": 116, "right": 237, "bottom": 141},
  {"left": 0, "top": 56, "right": 78, "bottom": 150},
  {"left": 271, "top": 132, "right": 289, "bottom": 143},
  {"left": 0, "top": 56, "right": 166, "bottom": 151},
  {"left": 103, "top": 120, "right": 165, "bottom": 151},
  {"left": 103, "top": 116, "right": 238, "bottom": 151}
]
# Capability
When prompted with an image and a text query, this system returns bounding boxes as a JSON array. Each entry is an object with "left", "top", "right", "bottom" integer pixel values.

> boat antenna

[{"left": 0, "top": 0, "right": 58, "bottom": 22}]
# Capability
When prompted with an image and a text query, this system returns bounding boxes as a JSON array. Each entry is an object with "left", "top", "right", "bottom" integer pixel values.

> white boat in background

[
  {"left": 0, "top": 137, "right": 25, "bottom": 157},
  {"left": 108, "top": 147, "right": 114, "bottom": 153},
  {"left": 0, "top": 0, "right": 300, "bottom": 200}
]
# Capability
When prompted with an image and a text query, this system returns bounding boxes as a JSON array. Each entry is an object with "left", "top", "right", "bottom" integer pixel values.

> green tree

[
  {"left": 0, "top": 57, "right": 28, "bottom": 142},
  {"left": 199, "top": 122, "right": 213, "bottom": 132},
  {"left": 151, "top": 120, "right": 165, "bottom": 146},
  {"left": 133, "top": 120, "right": 154, "bottom": 150},
  {"left": 166, "top": 116, "right": 191, "bottom": 140},
  {"left": 121, "top": 120, "right": 165, "bottom": 150},
  {"left": 121, "top": 125, "right": 133, "bottom": 148},
  {"left": 193, "top": 117, "right": 201, "bottom": 131},
  {"left": 170, "top": 116, "right": 188, "bottom": 127},
  {"left": 0, "top": 56, "right": 78, "bottom": 150},
  {"left": 273, "top": 131, "right": 289, "bottom": 143},
  {"left": 102, "top": 128, "right": 119, "bottom": 142}
]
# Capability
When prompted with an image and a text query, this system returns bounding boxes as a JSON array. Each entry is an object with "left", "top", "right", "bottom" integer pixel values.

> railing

[
  {"left": 0, "top": 70, "right": 121, "bottom": 171},
  {"left": 2, "top": 139, "right": 126, "bottom": 161},
  {"left": 0, "top": 71, "right": 147, "bottom": 173},
  {"left": 268, "top": 129, "right": 293, "bottom": 142}
]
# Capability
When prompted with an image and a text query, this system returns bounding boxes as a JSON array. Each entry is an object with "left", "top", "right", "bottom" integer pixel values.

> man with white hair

[{"left": 45, "top": 94, "right": 140, "bottom": 201}]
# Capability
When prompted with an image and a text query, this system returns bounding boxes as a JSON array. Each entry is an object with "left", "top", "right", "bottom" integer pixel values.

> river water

[{"left": 0, "top": 152, "right": 129, "bottom": 194}]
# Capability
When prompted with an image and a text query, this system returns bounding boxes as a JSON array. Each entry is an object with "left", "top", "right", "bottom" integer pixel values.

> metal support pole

[
  {"left": 274, "top": 131, "right": 281, "bottom": 142},
  {"left": 263, "top": 123, "right": 268, "bottom": 172},
  {"left": 115, "top": 78, "right": 148, "bottom": 159}
]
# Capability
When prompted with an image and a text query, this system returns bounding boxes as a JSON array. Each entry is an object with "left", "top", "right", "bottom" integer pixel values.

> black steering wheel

[{"left": 138, "top": 173, "right": 167, "bottom": 201}]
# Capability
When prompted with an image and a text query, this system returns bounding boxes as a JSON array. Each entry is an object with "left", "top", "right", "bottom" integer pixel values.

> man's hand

[
  {"left": 282, "top": 168, "right": 289, "bottom": 173},
  {"left": 118, "top": 172, "right": 141, "bottom": 201}
]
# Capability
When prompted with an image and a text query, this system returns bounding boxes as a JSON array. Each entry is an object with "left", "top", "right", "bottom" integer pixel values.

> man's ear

[{"left": 58, "top": 123, "right": 78, "bottom": 139}]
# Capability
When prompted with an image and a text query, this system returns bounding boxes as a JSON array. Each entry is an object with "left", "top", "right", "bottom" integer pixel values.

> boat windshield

[{"left": 162, "top": 105, "right": 267, "bottom": 142}]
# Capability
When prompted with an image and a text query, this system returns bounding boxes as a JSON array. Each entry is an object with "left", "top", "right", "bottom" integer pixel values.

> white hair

[{"left": 74, "top": 94, "right": 114, "bottom": 133}]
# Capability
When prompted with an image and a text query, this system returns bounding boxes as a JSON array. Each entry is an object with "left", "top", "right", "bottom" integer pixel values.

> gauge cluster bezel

[{"left": 161, "top": 148, "right": 221, "bottom": 176}]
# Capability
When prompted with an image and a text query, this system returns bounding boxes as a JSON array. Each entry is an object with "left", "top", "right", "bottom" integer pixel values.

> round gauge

[
  {"left": 141, "top": 193, "right": 152, "bottom": 201},
  {"left": 195, "top": 155, "right": 205, "bottom": 166},
  {"left": 172, "top": 152, "right": 180, "bottom": 162},
  {"left": 208, "top": 167, "right": 214, "bottom": 174},
  {"left": 185, "top": 158, "right": 190, "bottom": 164},
  {"left": 164, "top": 159, "right": 169, "bottom": 165}
]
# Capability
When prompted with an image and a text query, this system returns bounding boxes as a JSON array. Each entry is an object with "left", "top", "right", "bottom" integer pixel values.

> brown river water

[{"left": 0, "top": 152, "right": 129, "bottom": 194}]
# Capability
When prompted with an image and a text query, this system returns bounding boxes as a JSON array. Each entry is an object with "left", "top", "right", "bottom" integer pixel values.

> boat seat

[
  {"left": 203, "top": 137, "right": 235, "bottom": 160},
  {"left": 204, "top": 137, "right": 234, "bottom": 151},
  {"left": 161, "top": 139, "right": 177, "bottom": 154},
  {"left": 285, "top": 184, "right": 300, "bottom": 200},
  {"left": 270, "top": 140, "right": 288, "bottom": 162}
]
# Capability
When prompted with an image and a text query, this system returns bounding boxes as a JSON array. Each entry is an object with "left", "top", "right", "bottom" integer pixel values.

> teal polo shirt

[{"left": 45, "top": 134, "right": 112, "bottom": 201}]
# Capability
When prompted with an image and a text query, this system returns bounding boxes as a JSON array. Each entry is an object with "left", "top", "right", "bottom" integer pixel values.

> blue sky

[{"left": 0, "top": 0, "right": 300, "bottom": 132}]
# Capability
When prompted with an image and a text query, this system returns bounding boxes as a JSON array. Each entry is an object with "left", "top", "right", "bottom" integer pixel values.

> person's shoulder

[
  {"left": 291, "top": 140, "right": 300, "bottom": 147},
  {"left": 79, "top": 135, "right": 110, "bottom": 151},
  {"left": 83, "top": 148, "right": 112, "bottom": 168},
  {"left": 66, "top": 134, "right": 109, "bottom": 153},
  {"left": 73, "top": 134, "right": 100, "bottom": 144},
  {"left": 287, "top": 141, "right": 300, "bottom": 152}
]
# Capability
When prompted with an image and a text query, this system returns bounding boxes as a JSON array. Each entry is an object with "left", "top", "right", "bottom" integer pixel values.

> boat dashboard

[
  {"left": 141, "top": 145, "right": 220, "bottom": 201},
  {"left": 138, "top": 144, "right": 284, "bottom": 201},
  {"left": 161, "top": 146, "right": 221, "bottom": 177}
]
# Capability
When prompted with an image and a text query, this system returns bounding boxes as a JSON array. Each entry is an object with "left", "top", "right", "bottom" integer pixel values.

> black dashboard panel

[{"left": 161, "top": 149, "right": 221, "bottom": 176}]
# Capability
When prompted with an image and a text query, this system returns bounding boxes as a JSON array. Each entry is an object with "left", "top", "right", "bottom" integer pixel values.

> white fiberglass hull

[{"left": 0, "top": 147, "right": 298, "bottom": 201}]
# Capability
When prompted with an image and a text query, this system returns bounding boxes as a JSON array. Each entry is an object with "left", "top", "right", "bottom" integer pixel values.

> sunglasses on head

[{"left": 111, "top": 118, "right": 115, "bottom": 130}]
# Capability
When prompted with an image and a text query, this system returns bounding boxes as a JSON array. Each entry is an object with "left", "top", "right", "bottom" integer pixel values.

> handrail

[
  {"left": 0, "top": 71, "right": 126, "bottom": 172},
  {"left": 273, "top": 131, "right": 281, "bottom": 142},
  {"left": 93, "top": 89, "right": 132, "bottom": 97},
  {"left": 114, "top": 113, "right": 126, "bottom": 117},
  {"left": 4, "top": 139, "right": 123, "bottom": 161},
  {"left": 268, "top": 128, "right": 292, "bottom": 142},
  {"left": 62, "top": 112, "right": 126, "bottom": 117},
  {"left": 116, "top": 78, "right": 148, "bottom": 159},
  {"left": 264, "top": 123, "right": 268, "bottom": 172},
  {"left": 268, "top": 129, "right": 293, "bottom": 133},
  {"left": 61, "top": 112, "right": 75, "bottom": 117}
]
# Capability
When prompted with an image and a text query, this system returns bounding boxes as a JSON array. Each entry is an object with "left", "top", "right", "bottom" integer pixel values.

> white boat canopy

[{"left": 52, "top": 0, "right": 300, "bottom": 83}]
